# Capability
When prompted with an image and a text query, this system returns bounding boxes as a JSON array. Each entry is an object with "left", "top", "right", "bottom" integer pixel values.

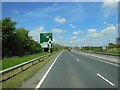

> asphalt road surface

[
  {"left": 36, "top": 51, "right": 119, "bottom": 88},
  {"left": 21, "top": 50, "right": 119, "bottom": 89}
]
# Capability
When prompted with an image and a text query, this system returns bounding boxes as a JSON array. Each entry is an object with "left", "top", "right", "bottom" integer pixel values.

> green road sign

[{"left": 40, "top": 33, "right": 53, "bottom": 48}]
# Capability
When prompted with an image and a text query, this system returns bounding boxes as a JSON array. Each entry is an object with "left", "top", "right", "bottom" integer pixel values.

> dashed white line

[
  {"left": 97, "top": 73, "right": 115, "bottom": 87},
  {"left": 35, "top": 51, "right": 63, "bottom": 90},
  {"left": 73, "top": 51, "right": 119, "bottom": 67},
  {"left": 77, "top": 59, "right": 79, "bottom": 61}
]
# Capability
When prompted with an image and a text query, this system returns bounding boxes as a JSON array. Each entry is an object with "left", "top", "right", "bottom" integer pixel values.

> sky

[{"left": 2, "top": 1, "right": 118, "bottom": 47}]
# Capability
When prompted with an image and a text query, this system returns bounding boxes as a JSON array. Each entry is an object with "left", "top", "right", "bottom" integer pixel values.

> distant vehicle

[{"left": 68, "top": 49, "right": 71, "bottom": 51}]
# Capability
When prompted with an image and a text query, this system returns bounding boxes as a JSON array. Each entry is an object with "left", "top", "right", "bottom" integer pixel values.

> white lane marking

[
  {"left": 72, "top": 55, "right": 73, "bottom": 56},
  {"left": 73, "top": 51, "right": 119, "bottom": 67},
  {"left": 35, "top": 51, "right": 63, "bottom": 89},
  {"left": 97, "top": 73, "right": 115, "bottom": 87},
  {"left": 77, "top": 59, "right": 79, "bottom": 61}
]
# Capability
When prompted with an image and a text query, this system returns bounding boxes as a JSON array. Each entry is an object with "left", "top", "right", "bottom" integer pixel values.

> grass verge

[
  {"left": 1, "top": 51, "right": 59, "bottom": 89},
  {"left": 2, "top": 52, "right": 48, "bottom": 70},
  {"left": 103, "top": 49, "right": 119, "bottom": 54}
]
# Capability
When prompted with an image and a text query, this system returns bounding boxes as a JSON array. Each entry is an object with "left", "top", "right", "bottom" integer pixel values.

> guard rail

[{"left": 0, "top": 52, "right": 54, "bottom": 82}]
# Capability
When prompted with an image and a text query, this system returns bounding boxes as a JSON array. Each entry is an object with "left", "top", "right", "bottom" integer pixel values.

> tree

[
  {"left": 109, "top": 43, "right": 114, "bottom": 46},
  {"left": 15, "top": 28, "right": 30, "bottom": 55},
  {"left": 2, "top": 17, "right": 17, "bottom": 57},
  {"left": 0, "top": 20, "right": 2, "bottom": 59},
  {"left": 2, "top": 17, "right": 42, "bottom": 58},
  {"left": 27, "top": 39, "right": 42, "bottom": 54},
  {"left": 15, "top": 28, "right": 42, "bottom": 55},
  {"left": 117, "top": 36, "right": 120, "bottom": 44}
]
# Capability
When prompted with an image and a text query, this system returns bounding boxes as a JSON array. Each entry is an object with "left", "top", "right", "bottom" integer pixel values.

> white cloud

[
  {"left": 87, "top": 29, "right": 96, "bottom": 34},
  {"left": 87, "top": 33, "right": 103, "bottom": 39},
  {"left": 29, "top": 26, "right": 46, "bottom": 42},
  {"left": 71, "top": 36, "right": 77, "bottom": 40},
  {"left": 106, "top": 23, "right": 114, "bottom": 27},
  {"left": 52, "top": 28, "right": 66, "bottom": 33},
  {"left": 87, "top": 26, "right": 116, "bottom": 39},
  {"left": 103, "top": 21, "right": 108, "bottom": 24},
  {"left": 73, "top": 30, "right": 81, "bottom": 35},
  {"left": 87, "top": 29, "right": 103, "bottom": 39},
  {"left": 54, "top": 16, "right": 66, "bottom": 24},
  {"left": 70, "top": 40, "right": 73, "bottom": 43},
  {"left": 103, "top": 21, "right": 114, "bottom": 27},
  {"left": 70, "top": 24, "right": 76, "bottom": 28},
  {"left": 101, "top": 26, "right": 116, "bottom": 35},
  {"left": 102, "top": 0, "right": 118, "bottom": 18},
  {"left": 102, "top": 0, "right": 118, "bottom": 8},
  {"left": 73, "top": 31, "right": 79, "bottom": 35}
]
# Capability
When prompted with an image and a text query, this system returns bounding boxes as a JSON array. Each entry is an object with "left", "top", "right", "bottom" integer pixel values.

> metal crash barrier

[{"left": 0, "top": 52, "right": 55, "bottom": 82}]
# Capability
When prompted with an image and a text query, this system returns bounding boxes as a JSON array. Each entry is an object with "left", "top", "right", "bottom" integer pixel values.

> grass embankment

[
  {"left": 2, "top": 51, "right": 59, "bottom": 89},
  {"left": 103, "top": 48, "right": 120, "bottom": 54},
  {"left": 2, "top": 52, "right": 48, "bottom": 70},
  {"left": 90, "top": 48, "right": 120, "bottom": 55}
]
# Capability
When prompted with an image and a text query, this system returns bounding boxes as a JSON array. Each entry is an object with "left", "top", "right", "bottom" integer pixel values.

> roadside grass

[
  {"left": 1, "top": 52, "right": 48, "bottom": 70},
  {"left": 2, "top": 51, "right": 59, "bottom": 89},
  {"left": 103, "top": 48, "right": 119, "bottom": 54},
  {"left": 0, "top": 60, "right": 2, "bottom": 70},
  {"left": 90, "top": 48, "right": 120, "bottom": 55}
]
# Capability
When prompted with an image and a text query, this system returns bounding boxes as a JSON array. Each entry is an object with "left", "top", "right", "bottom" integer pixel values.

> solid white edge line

[
  {"left": 95, "top": 58, "right": 119, "bottom": 67},
  {"left": 77, "top": 59, "right": 79, "bottom": 61},
  {"left": 97, "top": 73, "right": 115, "bottom": 87},
  {"left": 73, "top": 51, "right": 119, "bottom": 67},
  {"left": 34, "top": 51, "right": 63, "bottom": 90}
]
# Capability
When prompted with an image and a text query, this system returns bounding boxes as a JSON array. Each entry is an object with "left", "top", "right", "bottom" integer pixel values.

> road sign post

[{"left": 40, "top": 33, "right": 53, "bottom": 53}]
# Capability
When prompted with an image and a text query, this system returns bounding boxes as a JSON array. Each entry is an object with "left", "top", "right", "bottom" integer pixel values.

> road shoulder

[
  {"left": 20, "top": 51, "right": 61, "bottom": 89},
  {"left": 72, "top": 50, "right": 119, "bottom": 67}
]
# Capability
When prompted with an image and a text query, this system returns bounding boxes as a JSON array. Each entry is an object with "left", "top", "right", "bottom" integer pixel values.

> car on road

[{"left": 68, "top": 49, "right": 71, "bottom": 51}]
